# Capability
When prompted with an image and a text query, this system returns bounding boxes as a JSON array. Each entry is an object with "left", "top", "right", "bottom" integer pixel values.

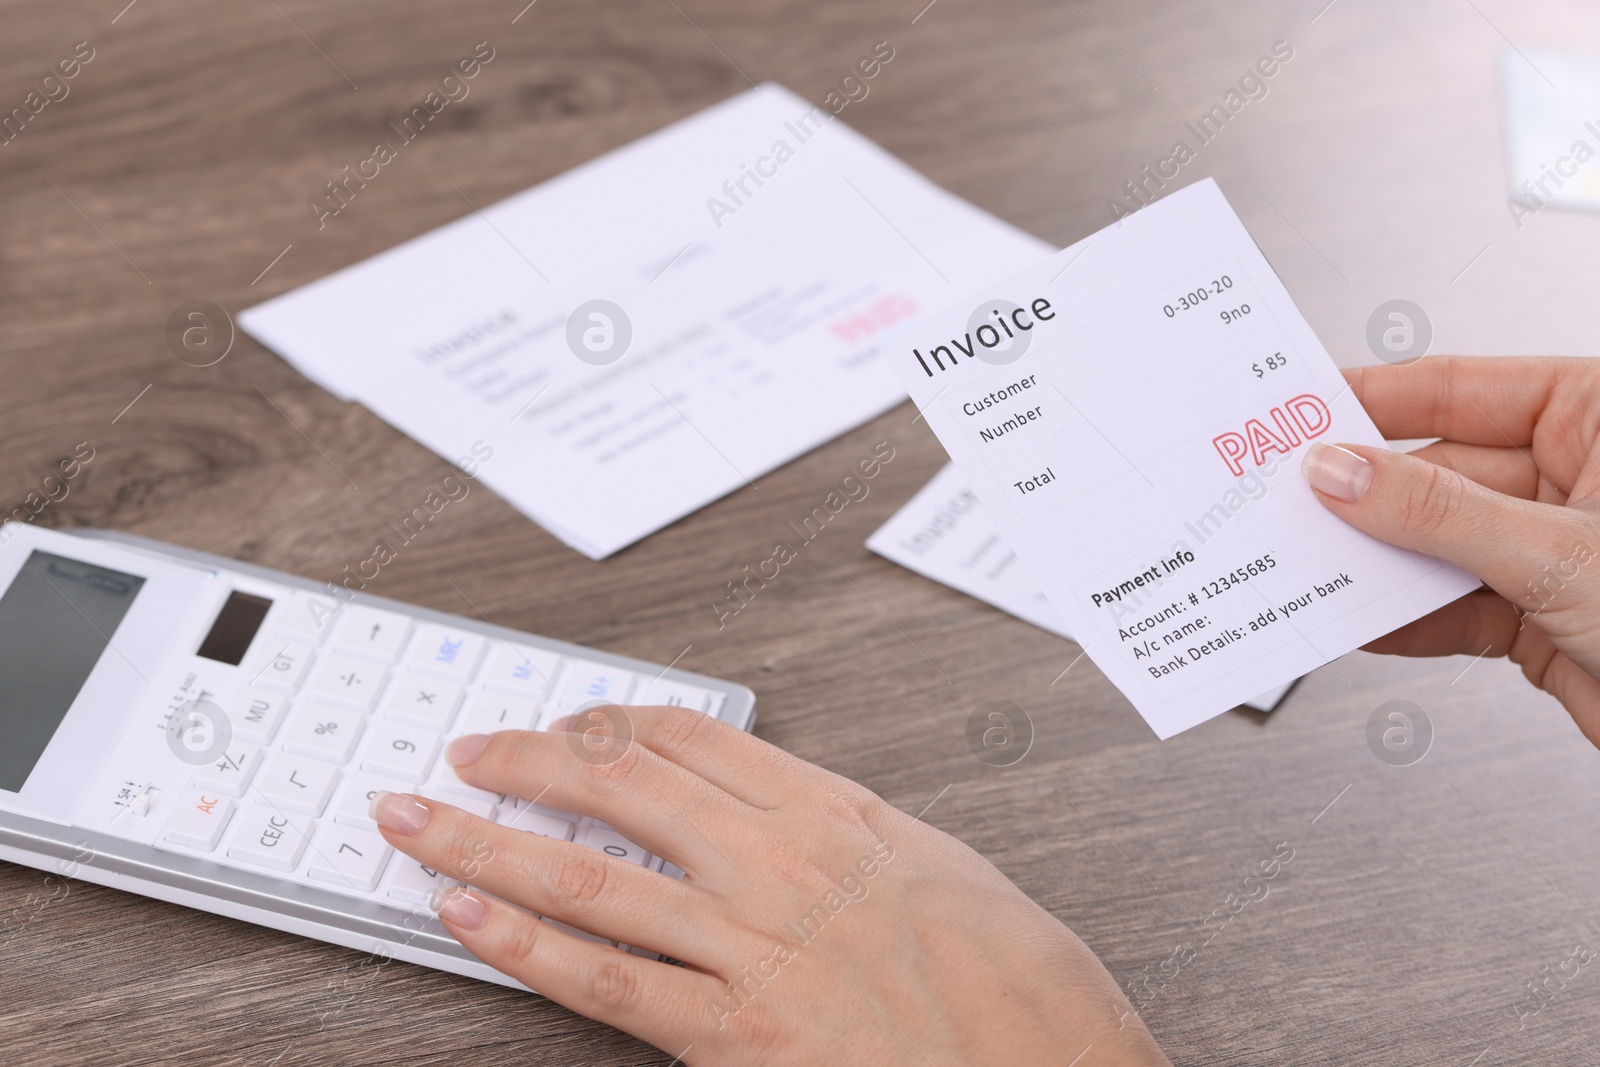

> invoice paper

[
  {"left": 867, "top": 462, "right": 1293, "bottom": 713},
  {"left": 1504, "top": 50, "right": 1600, "bottom": 215},
  {"left": 240, "top": 83, "right": 1051, "bottom": 559},
  {"left": 887, "top": 179, "right": 1477, "bottom": 738}
]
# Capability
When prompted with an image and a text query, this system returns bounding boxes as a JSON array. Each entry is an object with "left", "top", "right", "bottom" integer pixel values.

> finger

[
  {"left": 1301, "top": 441, "right": 1597, "bottom": 611},
  {"left": 554, "top": 705, "right": 814, "bottom": 810},
  {"left": 1529, "top": 651, "right": 1600, "bottom": 748},
  {"left": 429, "top": 884, "right": 725, "bottom": 1053},
  {"left": 1344, "top": 356, "right": 1575, "bottom": 447},
  {"left": 445, "top": 729, "right": 757, "bottom": 873},
  {"left": 1405, "top": 441, "right": 1548, "bottom": 502},
  {"left": 373, "top": 792, "right": 740, "bottom": 966},
  {"left": 1361, "top": 589, "right": 1518, "bottom": 657}
]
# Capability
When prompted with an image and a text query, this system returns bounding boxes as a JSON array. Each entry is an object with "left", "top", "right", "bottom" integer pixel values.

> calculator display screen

[
  {"left": 196, "top": 590, "right": 273, "bottom": 666},
  {"left": 0, "top": 551, "right": 146, "bottom": 792}
]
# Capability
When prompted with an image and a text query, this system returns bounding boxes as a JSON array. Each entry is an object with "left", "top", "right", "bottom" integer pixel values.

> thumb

[{"left": 1300, "top": 442, "right": 1596, "bottom": 611}]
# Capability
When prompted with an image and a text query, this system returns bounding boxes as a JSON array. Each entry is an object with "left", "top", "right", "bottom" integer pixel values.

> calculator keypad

[{"left": 152, "top": 600, "right": 726, "bottom": 949}]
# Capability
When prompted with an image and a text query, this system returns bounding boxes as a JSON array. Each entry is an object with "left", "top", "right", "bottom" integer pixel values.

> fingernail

[
  {"left": 548, "top": 715, "right": 578, "bottom": 733},
  {"left": 371, "top": 791, "right": 430, "bottom": 835},
  {"left": 1302, "top": 443, "right": 1373, "bottom": 503},
  {"left": 430, "top": 886, "right": 488, "bottom": 930},
  {"left": 447, "top": 734, "right": 491, "bottom": 767}
]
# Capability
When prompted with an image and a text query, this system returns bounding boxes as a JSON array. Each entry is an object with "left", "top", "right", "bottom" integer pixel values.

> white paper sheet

[
  {"left": 240, "top": 83, "right": 1052, "bottom": 559},
  {"left": 867, "top": 462, "right": 1294, "bottom": 713},
  {"left": 886, "top": 179, "right": 1477, "bottom": 738},
  {"left": 1504, "top": 49, "right": 1600, "bottom": 216}
]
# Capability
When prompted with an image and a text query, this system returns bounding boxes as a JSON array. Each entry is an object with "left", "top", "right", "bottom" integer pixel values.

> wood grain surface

[{"left": 3, "top": 0, "right": 1600, "bottom": 1063}]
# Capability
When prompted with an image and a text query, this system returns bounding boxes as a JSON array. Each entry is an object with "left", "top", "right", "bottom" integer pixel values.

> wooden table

[{"left": 4, "top": 0, "right": 1600, "bottom": 1062}]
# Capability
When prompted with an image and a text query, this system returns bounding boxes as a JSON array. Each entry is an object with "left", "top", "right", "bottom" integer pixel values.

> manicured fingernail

[
  {"left": 430, "top": 886, "right": 488, "bottom": 930},
  {"left": 548, "top": 715, "right": 578, "bottom": 732},
  {"left": 447, "top": 734, "right": 491, "bottom": 767},
  {"left": 371, "top": 791, "right": 430, "bottom": 835},
  {"left": 1302, "top": 443, "right": 1373, "bottom": 503}
]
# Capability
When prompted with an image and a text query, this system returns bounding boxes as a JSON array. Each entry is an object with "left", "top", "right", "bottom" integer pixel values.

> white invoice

[
  {"left": 887, "top": 179, "right": 1478, "bottom": 738},
  {"left": 239, "top": 83, "right": 1050, "bottom": 559},
  {"left": 867, "top": 462, "right": 1295, "bottom": 713}
]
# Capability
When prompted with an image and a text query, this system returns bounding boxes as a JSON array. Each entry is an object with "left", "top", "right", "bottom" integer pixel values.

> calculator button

[
  {"left": 634, "top": 676, "right": 712, "bottom": 713},
  {"left": 388, "top": 858, "right": 450, "bottom": 905},
  {"left": 305, "top": 654, "right": 389, "bottom": 711},
  {"left": 253, "top": 753, "right": 340, "bottom": 816},
  {"left": 498, "top": 807, "right": 575, "bottom": 841},
  {"left": 248, "top": 640, "right": 314, "bottom": 694},
  {"left": 194, "top": 743, "right": 263, "bottom": 798},
  {"left": 480, "top": 643, "right": 559, "bottom": 700},
  {"left": 232, "top": 688, "right": 290, "bottom": 745},
  {"left": 463, "top": 692, "right": 540, "bottom": 734},
  {"left": 504, "top": 795, "right": 577, "bottom": 821},
  {"left": 382, "top": 673, "right": 464, "bottom": 732},
  {"left": 227, "top": 805, "right": 312, "bottom": 871},
  {"left": 406, "top": 624, "right": 487, "bottom": 682},
  {"left": 578, "top": 822, "right": 651, "bottom": 866},
  {"left": 332, "top": 606, "right": 413, "bottom": 664},
  {"left": 335, "top": 772, "right": 414, "bottom": 831},
  {"left": 274, "top": 591, "right": 333, "bottom": 642},
  {"left": 308, "top": 826, "right": 393, "bottom": 893},
  {"left": 427, "top": 761, "right": 503, "bottom": 806},
  {"left": 162, "top": 788, "right": 235, "bottom": 851},
  {"left": 359, "top": 720, "right": 441, "bottom": 781},
  {"left": 284, "top": 702, "right": 366, "bottom": 764},
  {"left": 555, "top": 661, "right": 639, "bottom": 711}
]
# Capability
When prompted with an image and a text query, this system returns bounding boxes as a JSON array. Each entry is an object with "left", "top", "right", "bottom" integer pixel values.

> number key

[
  {"left": 308, "top": 825, "right": 393, "bottom": 893},
  {"left": 578, "top": 821, "right": 651, "bottom": 866},
  {"left": 335, "top": 771, "right": 414, "bottom": 832},
  {"left": 388, "top": 858, "right": 450, "bottom": 905},
  {"left": 359, "top": 720, "right": 441, "bottom": 781}
]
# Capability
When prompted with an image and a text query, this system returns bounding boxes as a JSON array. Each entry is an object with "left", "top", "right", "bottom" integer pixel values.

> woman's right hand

[{"left": 1300, "top": 356, "right": 1600, "bottom": 746}]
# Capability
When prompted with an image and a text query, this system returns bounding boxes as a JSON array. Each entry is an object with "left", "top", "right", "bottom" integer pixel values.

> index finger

[{"left": 1346, "top": 356, "right": 1582, "bottom": 447}]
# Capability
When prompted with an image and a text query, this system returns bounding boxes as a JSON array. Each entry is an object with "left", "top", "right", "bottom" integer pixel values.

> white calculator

[{"left": 0, "top": 523, "right": 755, "bottom": 987}]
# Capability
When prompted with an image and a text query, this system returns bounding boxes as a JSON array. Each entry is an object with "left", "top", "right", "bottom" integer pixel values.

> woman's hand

[
  {"left": 371, "top": 707, "right": 1170, "bottom": 1066},
  {"left": 1301, "top": 356, "right": 1600, "bottom": 744}
]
